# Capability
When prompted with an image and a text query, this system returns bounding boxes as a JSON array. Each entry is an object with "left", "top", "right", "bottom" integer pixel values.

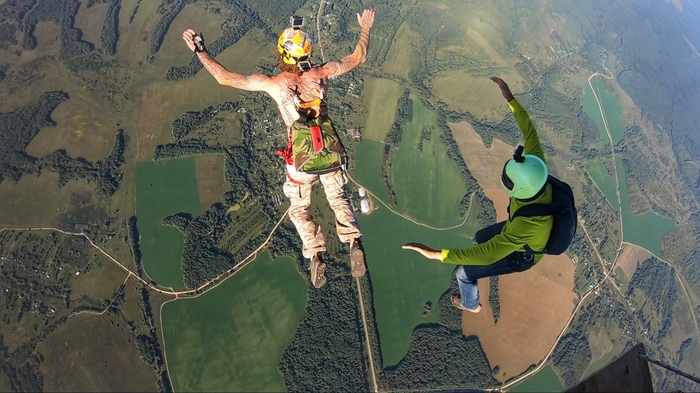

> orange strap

[
  {"left": 286, "top": 172, "right": 304, "bottom": 185},
  {"left": 275, "top": 126, "right": 294, "bottom": 165},
  {"left": 297, "top": 98, "right": 322, "bottom": 109}
]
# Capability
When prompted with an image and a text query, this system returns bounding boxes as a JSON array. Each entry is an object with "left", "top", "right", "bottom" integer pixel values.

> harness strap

[
  {"left": 297, "top": 98, "right": 323, "bottom": 109},
  {"left": 286, "top": 172, "right": 304, "bottom": 185},
  {"left": 275, "top": 126, "right": 294, "bottom": 165}
]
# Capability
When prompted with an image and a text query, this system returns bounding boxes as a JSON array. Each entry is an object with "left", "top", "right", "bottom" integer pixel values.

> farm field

[
  {"left": 161, "top": 253, "right": 306, "bottom": 392},
  {"left": 135, "top": 157, "right": 201, "bottom": 290}
]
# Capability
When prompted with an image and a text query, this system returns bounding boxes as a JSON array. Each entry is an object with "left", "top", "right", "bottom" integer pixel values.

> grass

[
  {"left": 162, "top": 253, "right": 307, "bottom": 392},
  {"left": 353, "top": 139, "right": 391, "bottom": 202},
  {"left": 70, "top": 249, "right": 130, "bottom": 300},
  {"left": 584, "top": 78, "right": 625, "bottom": 147},
  {"left": 616, "top": 157, "right": 676, "bottom": 256},
  {"left": 26, "top": 100, "right": 118, "bottom": 163},
  {"left": 389, "top": 94, "right": 468, "bottom": 227},
  {"left": 357, "top": 206, "right": 466, "bottom": 367},
  {"left": 614, "top": 266, "right": 630, "bottom": 292},
  {"left": 74, "top": 1, "right": 109, "bottom": 48},
  {"left": 194, "top": 154, "right": 228, "bottom": 213},
  {"left": 381, "top": 22, "right": 423, "bottom": 82},
  {"left": 0, "top": 172, "right": 96, "bottom": 227},
  {"left": 36, "top": 314, "right": 158, "bottom": 391},
  {"left": 218, "top": 197, "right": 270, "bottom": 255},
  {"left": 135, "top": 157, "right": 201, "bottom": 290},
  {"left": 586, "top": 160, "right": 619, "bottom": 211},
  {"left": 509, "top": 363, "right": 565, "bottom": 392},
  {"left": 362, "top": 77, "right": 404, "bottom": 142}
]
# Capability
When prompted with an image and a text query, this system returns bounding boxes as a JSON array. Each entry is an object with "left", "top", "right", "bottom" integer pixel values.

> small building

[
  {"left": 346, "top": 128, "right": 361, "bottom": 138},
  {"left": 358, "top": 187, "right": 366, "bottom": 197}
]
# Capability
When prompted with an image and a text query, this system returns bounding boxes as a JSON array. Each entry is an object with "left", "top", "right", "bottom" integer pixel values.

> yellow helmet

[{"left": 278, "top": 28, "right": 312, "bottom": 64}]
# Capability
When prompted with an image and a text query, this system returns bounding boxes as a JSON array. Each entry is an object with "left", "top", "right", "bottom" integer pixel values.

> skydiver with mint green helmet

[{"left": 403, "top": 77, "right": 554, "bottom": 313}]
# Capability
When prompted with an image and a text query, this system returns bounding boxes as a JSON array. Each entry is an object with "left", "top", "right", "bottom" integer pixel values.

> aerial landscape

[{"left": 1, "top": 0, "right": 699, "bottom": 392}]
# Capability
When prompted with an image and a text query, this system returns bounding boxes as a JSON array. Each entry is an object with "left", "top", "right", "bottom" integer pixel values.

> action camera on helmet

[{"left": 291, "top": 15, "right": 304, "bottom": 28}]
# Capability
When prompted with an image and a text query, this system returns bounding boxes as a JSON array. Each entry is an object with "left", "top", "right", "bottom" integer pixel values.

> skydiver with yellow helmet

[{"left": 182, "top": 9, "right": 375, "bottom": 289}]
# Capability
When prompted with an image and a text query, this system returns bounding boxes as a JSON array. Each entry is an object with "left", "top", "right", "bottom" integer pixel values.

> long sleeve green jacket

[{"left": 441, "top": 98, "right": 553, "bottom": 265}]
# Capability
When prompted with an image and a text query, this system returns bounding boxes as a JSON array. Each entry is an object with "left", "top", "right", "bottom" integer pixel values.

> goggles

[{"left": 501, "top": 161, "right": 514, "bottom": 190}]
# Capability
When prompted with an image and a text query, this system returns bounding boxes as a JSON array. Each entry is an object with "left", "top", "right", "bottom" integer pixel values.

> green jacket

[{"left": 442, "top": 98, "right": 553, "bottom": 265}]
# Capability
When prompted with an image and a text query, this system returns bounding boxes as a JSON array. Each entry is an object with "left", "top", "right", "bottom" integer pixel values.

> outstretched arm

[
  {"left": 402, "top": 243, "right": 442, "bottom": 261},
  {"left": 182, "top": 29, "right": 274, "bottom": 92},
  {"left": 491, "top": 77, "right": 545, "bottom": 160},
  {"left": 323, "top": 9, "right": 375, "bottom": 78}
]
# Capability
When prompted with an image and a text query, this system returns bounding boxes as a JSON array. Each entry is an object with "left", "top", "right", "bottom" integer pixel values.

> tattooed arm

[
  {"left": 182, "top": 29, "right": 274, "bottom": 92},
  {"left": 323, "top": 9, "right": 375, "bottom": 79}
]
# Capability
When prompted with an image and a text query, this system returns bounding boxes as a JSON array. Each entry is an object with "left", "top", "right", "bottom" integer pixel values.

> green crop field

[
  {"left": 616, "top": 157, "right": 676, "bottom": 256},
  {"left": 358, "top": 206, "right": 469, "bottom": 367},
  {"left": 162, "top": 253, "right": 306, "bottom": 392},
  {"left": 390, "top": 94, "right": 467, "bottom": 227},
  {"left": 353, "top": 139, "right": 390, "bottom": 202},
  {"left": 135, "top": 157, "right": 201, "bottom": 290},
  {"left": 362, "top": 77, "right": 404, "bottom": 142},
  {"left": 510, "top": 363, "right": 565, "bottom": 392},
  {"left": 584, "top": 78, "right": 625, "bottom": 147},
  {"left": 586, "top": 160, "right": 619, "bottom": 211}
]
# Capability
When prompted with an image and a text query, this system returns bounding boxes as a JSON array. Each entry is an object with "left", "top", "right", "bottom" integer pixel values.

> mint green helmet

[{"left": 500, "top": 146, "right": 548, "bottom": 199}]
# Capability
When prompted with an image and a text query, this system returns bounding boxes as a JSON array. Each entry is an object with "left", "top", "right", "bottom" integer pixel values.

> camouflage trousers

[{"left": 283, "top": 164, "right": 361, "bottom": 259}]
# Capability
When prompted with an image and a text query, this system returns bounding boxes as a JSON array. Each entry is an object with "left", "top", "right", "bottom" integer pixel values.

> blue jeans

[{"left": 455, "top": 222, "right": 534, "bottom": 309}]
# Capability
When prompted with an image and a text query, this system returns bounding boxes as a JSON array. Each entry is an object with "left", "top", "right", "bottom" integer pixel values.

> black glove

[{"left": 193, "top": 33, "right": 207, "bottom": 53}]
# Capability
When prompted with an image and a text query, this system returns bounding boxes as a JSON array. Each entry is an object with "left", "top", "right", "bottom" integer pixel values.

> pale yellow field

[
  {"left": 381, "top": 22, "right": 422, "bottom": 81},
  {"left": 0, "top": 173, "right": 95, "bottom": 227},
  {"left": 616, "top": 244, "right": 651, "bottom": 281},
  {"left": 17, "top": 21, "right": 61, "bottom": 65},
  {"left": 153, "top": 3, "right": 228, "bottom": 70},
  {"left": 26, "top": 99, "right": 118, "bottom": 162},
  {"left": 433, "top": 72, "right": 526, "bottom": 122},
  {"left": 74, "top": 1, "right": 109, "bottom": 48},
  {"left": 362, "top": 77, "right": 404, "bottom": 142},
  {"left": 449, "top": 121, "right": 577, "bottom": 381},
  {"left": 116, "top": 0, "right": 161, "bottom": 60}
]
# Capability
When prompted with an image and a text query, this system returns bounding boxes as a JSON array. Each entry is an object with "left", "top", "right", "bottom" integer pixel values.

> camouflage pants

[{"left": 283, "top": 164, "right": 361, "bottom": 259}]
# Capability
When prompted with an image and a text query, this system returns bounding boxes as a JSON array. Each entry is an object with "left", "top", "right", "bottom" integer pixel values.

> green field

[
  {"left": 362, "top": 77, "right": 404, "bottom": 142},
  {"left": 587, "top": 160, "right": 619, "bottom": 211},
  {"left": 510, "top": 363, "right": 565, "bottom": 392},
  {"left": 162, "top": 253, "right": 306, "bottom": 392},
  {"left": 616, "top": 157, "right": 676, "bottom": 255},
  {"left": 583, "top": 82, "right": 676, "bottom": 256},
  {"left": 358, "top": 205, "right": 470, "bottom": 367},
  {"left": 390, "top": 94, "right": 467, "bottom": 227},
  {"left": 354, "top": 139, "right": 390, "bottom": 201},
  {"left": 135, "top": 157, "right": 201, "bottom": 290},
  {"left": 584, "top": 78, "right": 625, "bottom": 146},
  {"left": 353, "top": 95, "right": 476, "bottom": 367}
]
